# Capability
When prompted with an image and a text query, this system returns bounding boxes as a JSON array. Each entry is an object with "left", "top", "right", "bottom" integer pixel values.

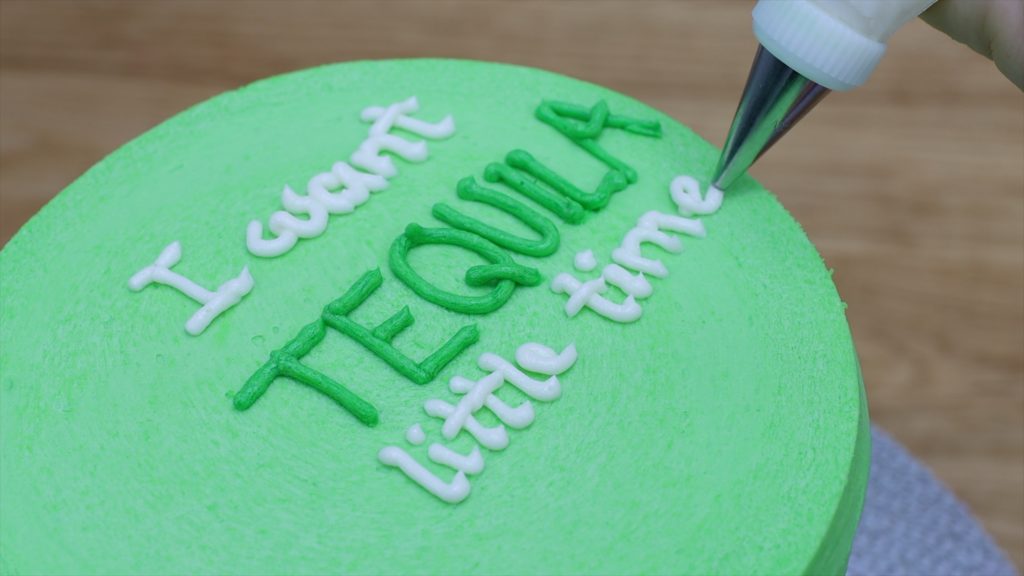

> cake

[{"left": 0, "top": 59, "right": 869, "bottom": 575}]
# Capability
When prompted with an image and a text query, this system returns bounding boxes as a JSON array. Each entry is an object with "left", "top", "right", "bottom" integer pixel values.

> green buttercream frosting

[{"left": 0, "top": 59, "right": 868, "bottom": 575}]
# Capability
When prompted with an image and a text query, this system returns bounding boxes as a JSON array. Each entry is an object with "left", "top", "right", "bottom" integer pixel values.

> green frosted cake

[{"left": 0, "top": 59, "right": 869, "bottom": 575}]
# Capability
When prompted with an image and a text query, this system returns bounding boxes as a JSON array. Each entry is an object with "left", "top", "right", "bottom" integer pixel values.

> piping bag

[{"left": 712, "top": 0, "right": 938, "bottom": 190}]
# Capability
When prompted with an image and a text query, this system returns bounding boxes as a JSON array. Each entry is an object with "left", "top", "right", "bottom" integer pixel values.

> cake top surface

[{"left": 0, "top": 59, "right": 868, "bottom": 575}]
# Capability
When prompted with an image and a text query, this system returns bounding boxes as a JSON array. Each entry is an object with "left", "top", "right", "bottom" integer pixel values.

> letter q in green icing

[{"left": 389, "top": 223, "right": 541, "bottom": 315}]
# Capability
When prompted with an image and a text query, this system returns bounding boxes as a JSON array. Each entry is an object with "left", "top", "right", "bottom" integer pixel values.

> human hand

[{"left": 922, "top": 0, "right": 1024, "bottom": 90}]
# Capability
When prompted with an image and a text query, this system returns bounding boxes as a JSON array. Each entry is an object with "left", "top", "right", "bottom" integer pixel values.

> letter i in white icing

[
  {"left": 128, "top": 241, "right": 254, "bottom": 335},
  {"left": 378, "top": 446, "right": 471, "bottom": 504}
]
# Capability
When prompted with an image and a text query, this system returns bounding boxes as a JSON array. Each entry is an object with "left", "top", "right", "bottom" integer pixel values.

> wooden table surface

[{"left": 2, "top": 1, "right": 1022, "bottom": 569}]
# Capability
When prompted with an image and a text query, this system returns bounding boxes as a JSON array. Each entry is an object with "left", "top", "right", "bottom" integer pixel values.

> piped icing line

[
  {"left": 549, "top": 176, "right": 721, "bottom": 323},
  {"left": 428, "top": 444, "right": 485, "bottom": 475},
  {"left": 438, "top": 371, "right": 506, "bottom": 440},
  {"left": 550, "top": 274, "right": 642, "bottom": 323},
  {"left": 131, "top": 98, "right": 452, "bottom": 337},
  {"left": 233, "top": 268, "right": 479, "bottom": 425},
  {"left": 234, "top": 99, "right": 657, "bottom": 424},
  {"left": 601, "top": 264, "right": 652, "bottom": 299},
  {"left": 362, "top": 101, "right": 456, "bottom": 138},
  {"left": 611, "top": 227, "right": 682, "bottom": 278},
  {"left": 432, "top": 177, "right": 561, "bottom": 258},
  {"left": 378, "top": 446, "right": 471, "bottom": 504},
  {"left": 424, "top": 398, "right": 509, "bottom": 451},
  {"left": 247, "top": 96, "right": 454, "bottom": 258},
  {"left": 380, "top": 343, "right": 576, "bottom": 503},
  {"left": 450, "top": 375, "right": 535, "bottom": 429},
  {"left": 233, "top": 320, "right": 381, "bottom": 427},
  {"left": 573, "top": 249, "right": 598, "bottom": 272},
  {"left": 128, "top": 241, "right": 253, "bottom": 335},
  {"left": 515, "top": 342, "right": 578, "bottom": 375},
  {"left": 671, "top": 175, "right": 724, "bottom": 216},
  {"left": 535, "top": 100, "right": 661, "bottom": 184},
  {"left": 478, "top": 351, "right": 565, "bottom": 401},
  {"left": 406, "top": 424, "right": 426, "bottom": 445},
  {"left": 389, "top": 224, "right": 541, "bottom": 315}
]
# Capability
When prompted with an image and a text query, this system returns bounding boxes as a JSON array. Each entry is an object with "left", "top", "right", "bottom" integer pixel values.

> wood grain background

[{"left": 1, "top": 0, "right": 1021, "bottom": 569}]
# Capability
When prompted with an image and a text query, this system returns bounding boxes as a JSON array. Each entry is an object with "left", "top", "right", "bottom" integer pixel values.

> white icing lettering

[
  {"left": 514, "top": 343, "right": 578, "bottom": 376},
  {"left": 428, "top": 443, "right": 485, "bottom": 474},
  {"left": 611, "top": 227, "right": 680, "bottom": 278},
  {"left": 424, "top": 399, "right": 509, "bottom": 451},
  {"left": 247, "top": 186, "right": 331, "bottom": 257},
  {"left": 439, "top": 372, "right": 505, "bottom": 440},
  {"left": 247, "top": 96, "right": 454, "bottom": 258},
  {"left": 449, "top": 373, "right": 535, "bottom": 430},
  {"left": 308, "top": 162, "right": 389, "bottom": 214},
  {"left": 551, "top": 274, "right": 606, "bottom": 316},
  {"left": 128, "top": 241, "right": 253, "bottom": 336},
  {"left": 362, "top": 97, "right": 456, "bottom": 139},
  {"left": 550, "top": 273, "right": 642, "bottom": 323},
  {"left": 670, "top": 175, "right": 723, "bottom": 216},
  {"left": 378, "top": 446, "right": 470, "bottom": 504},
  {"left": 351, "top": 133, "right": 428, "bottom": 178},
  {"left": 406, "top": 423, "right": 426, "bottom": 445},
  {"left": 573, "top": 249, "right": 597, "bottom": 271},
  {"left": 482, "top": 394, "right": 535, "bottom": 429},
  {"left": 601, "top": 264, "right": 652, "bottom": 299},
  {"left": 478, "top": 352, "right": 564, "bottom": 401},
  {"left": 550, "top": 177, "right": 722, "bottom": 324},
  {"left": 383, "top": 343, "right": 577, "bottom": 504},
  {"left": 637, "top": 210, "right": 706, "bottom": 238}
]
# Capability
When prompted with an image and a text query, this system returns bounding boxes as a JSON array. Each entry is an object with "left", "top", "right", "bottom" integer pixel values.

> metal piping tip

[{"left": 712, "top": 45, "right": 830, "bottom": 191}]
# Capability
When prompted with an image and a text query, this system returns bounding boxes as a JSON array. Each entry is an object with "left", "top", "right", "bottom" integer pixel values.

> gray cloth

[{"left": 847, "top": 426, "right": 1018, "bottom": 576}]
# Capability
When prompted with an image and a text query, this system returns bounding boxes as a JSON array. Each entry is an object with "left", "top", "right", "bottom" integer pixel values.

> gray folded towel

[{"left": 847, "top": 427, "right": 1018, "bottom": 576}]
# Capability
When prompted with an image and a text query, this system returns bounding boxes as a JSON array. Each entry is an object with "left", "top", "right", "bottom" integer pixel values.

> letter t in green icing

[{"left": 322, "top": 269, "right": 480, "bottom": 385}]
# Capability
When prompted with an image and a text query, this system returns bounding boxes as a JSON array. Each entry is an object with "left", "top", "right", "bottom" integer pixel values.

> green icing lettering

[
  {"left": 323, "top": 268, "right": 479, "bottom": 385},
  {"left": 505, "top": 149, "right": 626, "bottom": 211},
  {"left": 234, "top": 268, "right": 482, "bottom": 423},
  {"left": 483, "top": 161, "right": 586, "bottom": 224},
  {"left": 390, "top": 223, "right": 541, "bottom": 315},
  {"left": 535, "top": 99, "right": 661, "bottom": 184},
  {"left": 234, "top": 319, "right": 380, "bottom": 427},
  {"left": 432, "top": 177, "right": 560, "bottom": 258},
  {"left": 372, "top": 306, "right": 414, "bottom": 342}
]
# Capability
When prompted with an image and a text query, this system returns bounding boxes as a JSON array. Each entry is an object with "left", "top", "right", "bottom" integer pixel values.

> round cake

[{"left": 0, "top": 59, "right": 869, "bottom": 575}]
